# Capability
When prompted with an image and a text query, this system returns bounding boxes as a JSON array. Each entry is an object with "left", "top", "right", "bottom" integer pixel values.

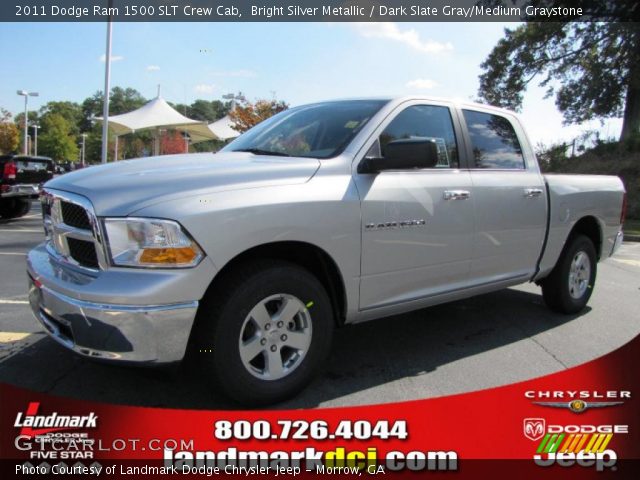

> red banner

[{"left": 1, "top": 335, "right": 638, "bottom": 478}]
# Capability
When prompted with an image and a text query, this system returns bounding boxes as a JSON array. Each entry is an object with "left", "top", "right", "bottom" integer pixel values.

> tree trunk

[
  {"left": 620, "top": 81, "right": 640, "bottom": 141},
  {"left": 620, "top": 27, "right": 640, "bottom": 141}
]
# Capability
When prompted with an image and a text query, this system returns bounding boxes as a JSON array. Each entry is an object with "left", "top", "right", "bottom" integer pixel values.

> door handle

[
  {"left": 523, "top": 188, "right": 544, "bottom": 198},
  {"left": 443, "top": 190, "right": 471, "bottom": 200}
]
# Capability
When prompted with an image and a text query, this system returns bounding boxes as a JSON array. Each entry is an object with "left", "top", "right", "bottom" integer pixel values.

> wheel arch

[
  {"left": 204, "top": 241, "right": 347, "bottom": 327},
  {"left": 535, "top": 214, "right": 603, "bottom": 284},
  {"left": 570, "top": 216, "right": 603, "bottom": 260}
]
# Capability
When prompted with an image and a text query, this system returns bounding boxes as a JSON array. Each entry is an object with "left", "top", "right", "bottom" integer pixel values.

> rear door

[
  {"left": 355, "top": 101, "right": 475, "bottom": 310},
  {"left": 460, "top": 108, "right": 547, "bottom": 283}
]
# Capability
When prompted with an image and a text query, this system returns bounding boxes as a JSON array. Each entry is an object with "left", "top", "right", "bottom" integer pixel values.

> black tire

[
  {"left": 0, "top": 199, "right": 31, "bottom": 219},
  {"left": 193, "top": 260, "right": 334, "bottom": 405},
  {"left": 17, "top": 199, "right": 32, "bottom": 217},
  {"left": 541, "top": 234, "right": 597, "bottom": 314}
]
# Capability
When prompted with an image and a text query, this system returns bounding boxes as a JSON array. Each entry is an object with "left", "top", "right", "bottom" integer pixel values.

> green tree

[
  {"left": 13, "top": 111, "right": 38, "bottom": 149},
  {"left": 0, "top": 108, "right": 19, "bottom": 154},
  {"left": 190, "top": 99, "right": 231, "bottom": 122},
  {"left": 13, "top": 111, "right": 38, "bottom": 129},
  {"left": 172, "top": 103, "right": 191, "bottom": 118},
  {"left": 110, "top": 87, "right": 147, "bottom": 114},
  {"left": 171, "top": 99, "right": 231, "bottom": 123},
  {"left": 477, "top": 12, "right": 640, "bottom": 140},
  {"left": 38, "top": 114, "right": 79, "bottom": 162},
  {"left": 81, "top": 92, "right": 103, "bottom": 131},
  {"left": 39, "top": 101, "right": 83, "bottom": 136},
  {"left": 84, "top": 124, "right": 104, "bottom": 164}
]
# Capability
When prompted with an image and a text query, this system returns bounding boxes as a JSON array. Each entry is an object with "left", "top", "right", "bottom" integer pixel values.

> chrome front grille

[
  {"left": 41, "top": 189, "right": 107, "bottom": 271},
  {"left": 67, "top": 237, "right": 100, "bottom": 269},
  {"left": 60, "top": 201, "right": 91, "bottom": 230}
]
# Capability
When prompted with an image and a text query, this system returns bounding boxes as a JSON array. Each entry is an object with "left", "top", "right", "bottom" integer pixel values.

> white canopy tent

[
  {"left": 97, "top": 95, "right": 218, "bottom": 159},
  {"left": 207, "top": 115, "right": 240, "bottom": 142}
]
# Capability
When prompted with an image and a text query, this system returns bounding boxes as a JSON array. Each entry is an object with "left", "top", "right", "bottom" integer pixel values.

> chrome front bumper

[
  {"left": 1, "top": 184, "right": 40, "bottom": 198},
  {"left": 27, "top": 244, "right": 202, "bottom": 365}
]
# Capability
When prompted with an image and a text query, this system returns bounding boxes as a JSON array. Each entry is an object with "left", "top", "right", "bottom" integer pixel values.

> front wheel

[
  {"left": 194, "top": 261, "right": 334, "bottom": 405},
  {"left": 541, "top": 234, "right": 597, "bottom": 314}
]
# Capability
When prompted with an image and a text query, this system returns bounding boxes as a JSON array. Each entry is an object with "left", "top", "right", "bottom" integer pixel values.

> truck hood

[{"left": 45, "top": 152, "right": 321, "bottom": 216}]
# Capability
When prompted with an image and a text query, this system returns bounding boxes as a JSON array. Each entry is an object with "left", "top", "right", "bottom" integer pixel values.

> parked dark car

[
  {"left": 57, "top": 161, "right": 79, "bottom": 173},
  {"left": 0, "top": 155, "right": 53, "bottom": 219}
]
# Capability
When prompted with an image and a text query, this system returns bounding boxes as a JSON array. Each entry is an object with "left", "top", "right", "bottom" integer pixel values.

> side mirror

[{"left": 358, "top": 139, "right": 439, "bottom": 174}]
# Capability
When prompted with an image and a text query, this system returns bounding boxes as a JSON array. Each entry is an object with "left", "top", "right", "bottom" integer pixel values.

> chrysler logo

[{"left": 533, "top": 400, "right": 624, "bottom": 413}]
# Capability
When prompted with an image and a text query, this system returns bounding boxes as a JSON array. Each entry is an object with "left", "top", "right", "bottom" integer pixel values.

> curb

[{"left": 624, "top": 234, "right": 640, "bottom": 243}]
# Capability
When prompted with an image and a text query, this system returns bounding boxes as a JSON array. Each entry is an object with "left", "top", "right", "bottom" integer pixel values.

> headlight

[{"left": 103, "top": 218, "right": 203, "bottom": 268}]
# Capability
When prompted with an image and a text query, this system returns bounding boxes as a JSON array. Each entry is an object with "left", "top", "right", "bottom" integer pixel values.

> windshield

[{"left": 223, "top": 100, "right": 389, "bottom": 159}]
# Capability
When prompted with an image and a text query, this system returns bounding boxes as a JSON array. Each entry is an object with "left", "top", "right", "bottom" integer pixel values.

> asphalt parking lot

[{"left": 1, "top": 202, "right": 639, "bottom": 410}]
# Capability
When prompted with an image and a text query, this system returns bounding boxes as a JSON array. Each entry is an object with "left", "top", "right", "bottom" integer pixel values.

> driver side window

[{"left": 379, "top": 105, "right": 459, "bottom": 168}]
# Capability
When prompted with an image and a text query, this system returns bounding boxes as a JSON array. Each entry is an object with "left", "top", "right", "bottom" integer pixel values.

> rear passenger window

[
  {"left": 463, "top": 110, "right": 525, "bottom": 169},
  {"left": 380, "top": 105, "right": 459, "bottom": 168}
]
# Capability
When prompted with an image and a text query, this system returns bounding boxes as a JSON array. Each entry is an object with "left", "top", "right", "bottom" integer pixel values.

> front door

[{"left": 355, "top": 103, "right": 475, "bottom": 310}]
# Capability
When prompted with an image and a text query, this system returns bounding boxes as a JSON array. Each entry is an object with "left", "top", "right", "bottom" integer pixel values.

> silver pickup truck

[{"left": 27, "top": 97, "right": 626, "bottom": 404}]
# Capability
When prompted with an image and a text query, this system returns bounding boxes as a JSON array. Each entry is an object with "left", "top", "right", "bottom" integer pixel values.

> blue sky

[{"left": 0, "top": 22, "right": 622, "bottom": 146}]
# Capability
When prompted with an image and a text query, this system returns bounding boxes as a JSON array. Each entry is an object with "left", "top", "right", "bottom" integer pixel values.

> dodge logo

[{"left": 524, "top": 418, "right": 546, "bottom": 441}]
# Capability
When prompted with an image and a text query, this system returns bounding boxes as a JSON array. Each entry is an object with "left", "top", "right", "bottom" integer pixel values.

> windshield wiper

[{"left": 232, "top": 148, "right": 291, "bottom": 157}]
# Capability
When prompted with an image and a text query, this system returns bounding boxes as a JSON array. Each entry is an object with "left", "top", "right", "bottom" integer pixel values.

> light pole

[
  {"left": 101, "top": 0, "right": 116, "bottom": 164},
  {"left": 32, "top": 124, "right": 40, "bottom": 156},
  {"left": 182, "top": 132, "right": 189, "bottom": 153},
  {"left": 80, "top": 133, "right": 88, "bottom": 167},
  {"left": 101, "top": 15, "right": 113, "bottom": 163},
  {"left": 17, "top": 90, "right": 39, "bottom": 155},
  {"left": 222, "top": 92, "right": 244, "bottom": 112}
]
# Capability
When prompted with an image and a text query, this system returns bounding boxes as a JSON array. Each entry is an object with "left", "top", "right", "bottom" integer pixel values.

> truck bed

[{"left": 537, "top": 173, "right": 625, "bottom": 280}]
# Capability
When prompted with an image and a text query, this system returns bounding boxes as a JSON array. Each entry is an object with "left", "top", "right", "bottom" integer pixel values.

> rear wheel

[
  {"left": 194, "top": 260, "right": 334, "bottom": 405},
  {"left": 0, "top": 199, "right": 31, "bottom": 219},
  {"left": 541, "top": 234, "right": 597, "bottom": 314}
]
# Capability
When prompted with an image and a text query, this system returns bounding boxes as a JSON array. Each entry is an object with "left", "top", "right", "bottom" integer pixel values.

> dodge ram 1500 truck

[
  {"left": 1, "top": 155, "right": 53, "bottom": 219},
  {"left": 27, "top": 98, "right": 626, "bottom": 404}
]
